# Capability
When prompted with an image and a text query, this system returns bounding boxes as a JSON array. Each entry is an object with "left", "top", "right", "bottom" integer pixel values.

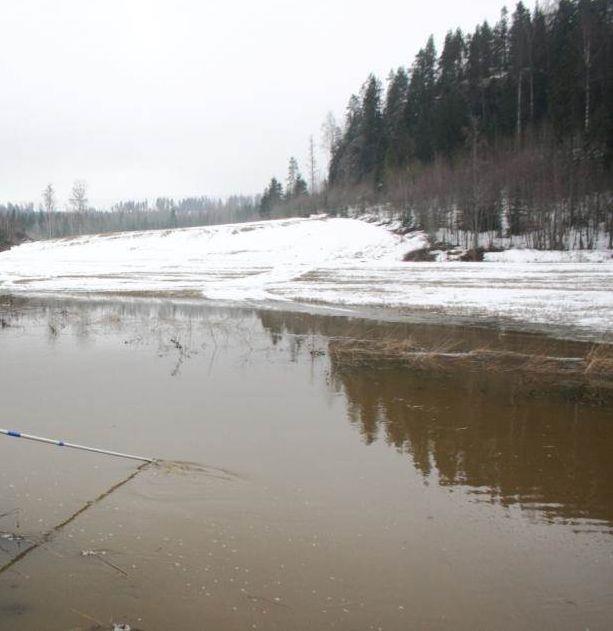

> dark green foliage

[
  {"left": 531, "top": 7, "right": 549, "bottom": 125},
  {"left": 435, "top": 29, "right": 468, "bottom": 156},
  {"left": 406, "top": 37, "right": 437, "bottom": 163},
  {"left": 293, "top": 175, "right": 308, "bottom": 197},
  {"left": 329, "top": 76, "right": 385, "bottom": 188},
  {"left": 359, "top": 75, "right": 385, "bottom": 184},
  {"left": 284, "top": 157, "right": 309, "bottom": 199},
  {"left": 328, "top": 94, "right": 362, "bottom": 185},
  {"left": 577, "top": 0, "right": 613, "bottom": 156},
  {"left": 549, "top": 0, "right": 581, "bottom": 138},
  {"left": 328, "top": 0, "right": 613, "bottom": 186},
  {"left": 383, "top": 68, "right": 410, "bottom": 170},
  {"left": 319, "top": 0, "right": 612, "bottom": 249},
  {"left": 466, "top": 22, "right": 495, "bottom": 132},
  {"left": 259, "top": 177, "right": 284, "bottom": 216},
  {"left": 170, "top": 207, "right": 178, "bottom": 227},
  {"left": 508, "top": 2, "right": 532, "bottom": 137}
]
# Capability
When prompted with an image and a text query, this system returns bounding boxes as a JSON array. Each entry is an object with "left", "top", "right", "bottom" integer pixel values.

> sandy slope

[{"left": 0, "top": 216, "right": 611, "bottom": 336}]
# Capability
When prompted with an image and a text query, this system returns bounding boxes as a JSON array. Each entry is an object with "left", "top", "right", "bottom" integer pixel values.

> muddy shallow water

[{"left": 0, "top": 297, "right": 612, "bottom": 630}]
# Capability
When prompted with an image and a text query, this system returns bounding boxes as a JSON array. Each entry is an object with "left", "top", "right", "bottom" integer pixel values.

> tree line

[
  {"left": 260, "top": 0, "right": 613, "bottom": 249},
  {"left": 0, "top": 179, "right": 259, "bottom": 250},
  {"left": 2, "top": 1, "right": 611, "bottom": 252}
]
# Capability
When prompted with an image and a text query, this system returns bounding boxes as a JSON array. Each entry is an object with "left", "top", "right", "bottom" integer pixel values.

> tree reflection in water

[{"left": 259, "top": 308, "right": 613, "bottom": 530}]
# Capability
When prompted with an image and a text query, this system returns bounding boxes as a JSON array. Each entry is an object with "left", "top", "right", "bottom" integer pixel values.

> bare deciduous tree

[
  {"left": 42, "top": 183, "right": 56, "bottom": 214},
  {"left": 321, "top": 111, "right": 341, "bottom": 165},
  {"left": 69, "top": 180, "right": 88, "bottom": 213},
  {"left": 308, "top": 135, "right": 318, "bottom": 194},
  {"left": 42, "top": 182, "right": 56, "bottom": 237}
]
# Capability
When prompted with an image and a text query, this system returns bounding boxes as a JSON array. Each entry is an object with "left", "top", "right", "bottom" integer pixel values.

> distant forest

[
  {"left": 0, "top": 194, "right": 258, "bottom": 251},
  {"left": 262, "top": 0, "right": 613, "bottom": 250},
  {"left": 1, "top": 0, "right": 612, "bottom": 252}
]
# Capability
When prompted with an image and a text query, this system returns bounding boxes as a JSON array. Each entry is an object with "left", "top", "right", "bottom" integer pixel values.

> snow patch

[{"left": 0, "top": 216, "right": 611, "bottom": 336}]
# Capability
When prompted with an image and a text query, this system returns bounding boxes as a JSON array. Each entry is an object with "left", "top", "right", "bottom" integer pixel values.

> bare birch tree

[
  {"left": 321, "top": 111, "right": 341, "bottom": 166},
  {"left": 308, "top": 135, "right": 318, "bottom": 194},
  {"left": 42, "top": 183, "right": 56, "bottom": 237},
  {"left": 69, "top": 180, "right": 88, "bottom": 213}
]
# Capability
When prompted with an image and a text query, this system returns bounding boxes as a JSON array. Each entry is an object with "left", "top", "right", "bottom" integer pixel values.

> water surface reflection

[
  {"left": 260, "top": 308, "right": 613, "bottom": 530},
  {"left": 2, "top": 296, "right": 612, "bottom": 531},
  {"left": 1, "top": 296, "right": 612, "bottom": 631}
]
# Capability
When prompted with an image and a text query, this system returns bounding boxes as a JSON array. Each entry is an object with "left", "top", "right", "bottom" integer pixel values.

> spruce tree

[
  {"left": 383, "top": 68, "right": 410, "bottom": 170},
  {"left": 329, "top": 94, "right": 362, "bottom": 185},
  {"left": 549, "top": 0, "right": 581, "bottom": 138},
  {"left": 509, "top": 2, "right": 533, "bottom": 142},
  {"left": 531, "top": 6, "right": 550, "bottom": 126},
  {"left": 358, "top": 74, "right": 385, "bottom": 184},
  {"left": 293, "top": 175, "right": 308, "bottom": 197},
  {"left": 259, "top": 177, "right": 283, "bottom": 217},
  {"left": 435, "top": 29, "right": 468, "bottom": 157},
  {"left": 286, "top": 157, "right": 300, "bottom": 198},
  {"left": 492, "top": 7, "right": 515, "bottom": 137},
  {"left": 406, "top": 36, "right": 437, "bottom": 163}
]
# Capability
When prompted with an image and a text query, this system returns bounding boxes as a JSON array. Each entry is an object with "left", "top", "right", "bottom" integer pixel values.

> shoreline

[
  {"left": 0, "top": 218, "right": 611, "bottom": 342},
  {"left": 1, "top": 287, "right": 611, "bottom": 345},
  {"left": 2, "top": 292, "right": 611, "bottom": 407}
]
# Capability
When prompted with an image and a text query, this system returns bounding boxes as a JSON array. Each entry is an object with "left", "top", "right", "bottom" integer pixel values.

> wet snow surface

[{"left": 0, "top": 216, "right": 611, "bottom": 336}]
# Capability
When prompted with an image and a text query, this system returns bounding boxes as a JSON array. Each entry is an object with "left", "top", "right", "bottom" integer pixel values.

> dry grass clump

[
  {"left": 329, "top": 338, "right": 613, "bottom": 403},
  {"left": 329, "top": 335, "right": 464, "bottom": 367},
  {"left": 584, "top": 345, "right": 613, "bottom": 378}
]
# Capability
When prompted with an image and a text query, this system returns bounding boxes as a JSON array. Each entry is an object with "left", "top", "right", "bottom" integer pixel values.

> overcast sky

[{"left": 1, "top": 0, "right": 535, "bottom": 206}]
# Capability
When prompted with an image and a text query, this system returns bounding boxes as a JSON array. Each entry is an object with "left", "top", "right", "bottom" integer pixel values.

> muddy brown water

[{"left": 0, "top": 297, "right": 612, "bottom": 630}]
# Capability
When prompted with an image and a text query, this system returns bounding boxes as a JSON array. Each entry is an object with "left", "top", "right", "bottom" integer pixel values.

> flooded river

[{"left": 0, "top": 297, "right": 612, "bottom": 630}]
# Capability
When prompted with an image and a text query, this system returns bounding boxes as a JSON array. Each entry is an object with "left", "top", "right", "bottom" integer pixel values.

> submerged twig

[
  {"left": 82, "top": 550, "right": 129, "bottom": 577},
  {"left": 0, "top": 508, "right": 19, "bottom": 522},
  {"left": 69, "top": 607, "right": 105, "bottom": 627},
  {"left": 0, "top": 462, "right": 149, "bottom": 576}
]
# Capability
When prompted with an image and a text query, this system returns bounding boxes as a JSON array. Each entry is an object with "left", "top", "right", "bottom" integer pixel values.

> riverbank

[{"left": 0, "top": 217, "right": 611, "bottom": 341}]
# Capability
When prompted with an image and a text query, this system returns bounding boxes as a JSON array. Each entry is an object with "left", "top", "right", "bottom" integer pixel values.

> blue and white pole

[{"left": 0, "top": 428, "right": 154, "bottom": 463}]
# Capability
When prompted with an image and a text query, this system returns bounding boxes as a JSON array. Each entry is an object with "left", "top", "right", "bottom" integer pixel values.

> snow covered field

[{"left": 0, "top": 216, "right": 611, "bottom": 337}]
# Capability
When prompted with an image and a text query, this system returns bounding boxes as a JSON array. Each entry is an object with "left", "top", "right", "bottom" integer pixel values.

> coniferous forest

[{"left": 264, "top": 0, "right": 613, "bottom": 250}]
